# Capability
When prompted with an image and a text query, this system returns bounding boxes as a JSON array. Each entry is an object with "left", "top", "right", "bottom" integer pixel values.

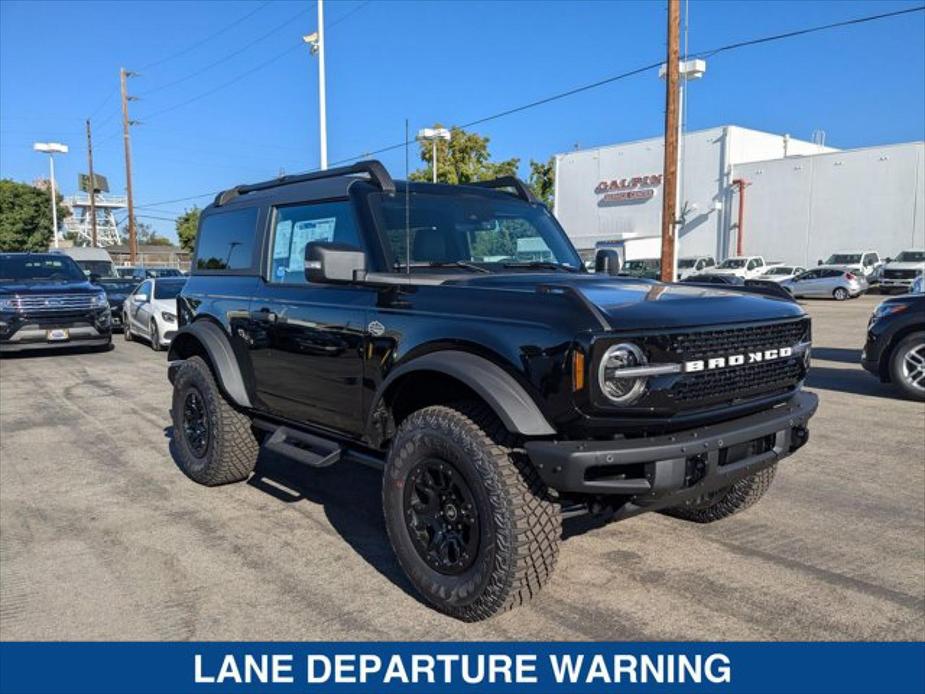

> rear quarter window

[{"left": 194, "top": 207, "right": 259, "bottom": 272}]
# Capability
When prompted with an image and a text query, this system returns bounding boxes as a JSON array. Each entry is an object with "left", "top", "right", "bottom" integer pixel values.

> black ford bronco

[{"left": 167, "top": 161, "right": 818, "bottom": 621}]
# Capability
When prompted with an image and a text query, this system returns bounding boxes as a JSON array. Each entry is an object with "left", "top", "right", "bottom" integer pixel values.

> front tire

[
  {"left": 170, "top": 356, "right": 259, "bottom": 486},
  {"left": 150, "top": 321, "right": 163, "bottom": 351},
  {"left": 833, "top": 287, "right": 849, "bottom": 301},
  {"left": 664, "top": 465, "right": 777, "bottom": 523},
  {"left": 890, "top": 332, "right": 925, "bottom": 401},
  {"left": 123, "top": 319, "right": 133, "bottom": 341},
  {"left": 383, "top": 402, "right": 561, "bottom": 621}
]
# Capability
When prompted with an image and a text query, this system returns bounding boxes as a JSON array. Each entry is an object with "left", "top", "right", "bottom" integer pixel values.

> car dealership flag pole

[{"left": 660, "top": 0, "right": 680, "bottom": 283}]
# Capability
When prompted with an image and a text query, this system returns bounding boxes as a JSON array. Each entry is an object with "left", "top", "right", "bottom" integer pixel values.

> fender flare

[
  {"left": 167, "top": 321, "right": 252, "bottom": 409},
  {"left": 375, "top": 350, "right": 556, "bottom": 437}
]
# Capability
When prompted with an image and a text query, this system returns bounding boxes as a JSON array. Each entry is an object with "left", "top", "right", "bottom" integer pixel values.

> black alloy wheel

[
  {"left": 182, "top": 388, "right": 210, "bottom": 458},
  {"left": 403, "top": 459, "right": 480, "bottom": 575}
]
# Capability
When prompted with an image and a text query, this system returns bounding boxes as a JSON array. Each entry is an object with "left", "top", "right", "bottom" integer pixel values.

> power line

[
  {"left": 138, "top": 4, "right": 309, "bottom": 96},
  {"left": 135, "top": 4, "right": 924, "bottom": 208},
  {"left": 138, "top": 0, "right": 274, "bottom": 72}
]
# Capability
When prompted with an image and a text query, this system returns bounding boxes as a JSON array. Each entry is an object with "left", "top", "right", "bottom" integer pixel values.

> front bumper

[
  {"left": 879, "top": 278, "right": 915, "bottom": 290},
  {"left": 526, "top": 391, "right": 817, "bottom": 511},
  {"left": 0, "top": 308, "right": 112, "bottom": 352}
]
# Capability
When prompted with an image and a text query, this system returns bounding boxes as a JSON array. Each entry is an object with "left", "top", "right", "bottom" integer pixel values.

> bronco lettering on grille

[{"left": 684, "top": 346, "right": 793, "bottom": 373}]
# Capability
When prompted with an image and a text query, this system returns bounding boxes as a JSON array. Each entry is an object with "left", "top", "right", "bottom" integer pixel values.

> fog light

[{"left": 598, "top": 343, "right": 647, "bottom": 405}]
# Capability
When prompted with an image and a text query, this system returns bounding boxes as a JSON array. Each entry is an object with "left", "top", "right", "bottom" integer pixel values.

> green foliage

[
  {"left": 528, "top": 157, "right": 555, "bottom": 208},
  {"left": 175, "top": 207, "right": 201, "bottom": 252},
  {"left": 135, "top": 221, "right": 173, "bottom": 246},
  {"left": 409, "top": 125, "right": 519, "bottom": 184},
  {"left": 0, "top": 179, "right": 69, "bottom": 252}
]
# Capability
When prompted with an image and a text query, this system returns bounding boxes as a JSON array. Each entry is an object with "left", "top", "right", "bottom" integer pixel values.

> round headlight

[{"left": 598, "top": 343, "right": 647, "bottom": 405}]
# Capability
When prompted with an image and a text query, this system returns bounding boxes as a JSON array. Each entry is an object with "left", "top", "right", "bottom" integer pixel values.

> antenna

[{"left": 405, "top": 118, "right": 411, "bottom": 276}]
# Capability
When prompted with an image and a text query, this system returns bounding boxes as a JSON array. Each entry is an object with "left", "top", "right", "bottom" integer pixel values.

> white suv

[
  {"left": 879, "top": 249, "right": 925, "bottom": 293},
  {"left": 820, "top": 250, "right": 882, "bottom": 281},
  {"left": 677, "top": 255, "right": 716, "bottom": 280},
  {"left": 711, "top": 256, "right": 766, "bottom": 279}
]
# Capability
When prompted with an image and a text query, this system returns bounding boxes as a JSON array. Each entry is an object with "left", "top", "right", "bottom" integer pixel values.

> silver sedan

[{"left": 782, "top": 266, "right": 867, "bottom": 300}]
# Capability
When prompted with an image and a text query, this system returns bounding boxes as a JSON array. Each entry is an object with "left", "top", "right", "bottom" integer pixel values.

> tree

[
  {"left": 409, "top": 125, "right": 519, "bottom": 185},
  {"left": 0, "top": 179, "right": 70, "bottom": 252},
  {"left": 528, "top": 157, "right": 555, "bottom": 208},
  {"left": 175, "top": 207, "right": 201, "bottom": 252},
  {"left": 121, "top": 221, "right": 172, "bottom": 246}
]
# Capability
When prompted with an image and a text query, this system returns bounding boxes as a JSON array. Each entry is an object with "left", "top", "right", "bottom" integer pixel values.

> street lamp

[
  {"left": 659, "top": 58, "right": 705, "bottom": 280},
  {"left": 33, "top": 141, "right": 69, "bottom": 249},
  {"left": 303, "top": 0, "right": 327, "bottom": 170},
  {"left": 417, "top": 128, "right": 451, "bottom": 183}
]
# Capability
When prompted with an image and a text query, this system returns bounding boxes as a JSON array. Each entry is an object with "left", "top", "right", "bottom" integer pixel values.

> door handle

[{"left": 252, "top": 307, "right": 277, "bottom": 323}]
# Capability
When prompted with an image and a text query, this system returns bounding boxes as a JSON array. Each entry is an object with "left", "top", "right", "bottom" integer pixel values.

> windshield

[
  {"left": 0, "top": 255, "right": 87, "bottom": 283},
  {"left": 718, "top": 258, "right": 747, "bottom": 269},
  {"left": 151, "top": 268, "right": 182, "bottom": 277},
  {"left": 99, "top": 280, "right": 138, "bottom": 294},
  {"left": 369, "top": 191, "right": 581, "bottom": 272},
  {"left": 75, "top": 260, "right": 114, "bottom": 277},
  {"left": 677, "top": 259, "right": 696, "bottom": 268},
  {"left": 153, "top": 279, "right": 186, "bottom": 300},
  {"left": 895, "top": 251, "right": 925, "bottom": 263},
  {"left": 623, "top": 259, "right": 658, "bottom": 271},
  {"left": 768, "top": 267, "right": 794, "bottom": 275},
  {"left": 826, "top": 254, "right": 861, "bottom": 265}
]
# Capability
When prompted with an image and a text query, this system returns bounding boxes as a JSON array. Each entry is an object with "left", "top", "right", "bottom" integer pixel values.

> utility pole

[
  {"left": 85, "top": 119, "right": 98, "bottom": 248},
  {"left": 659, "top": 0, "right": 680, "bottom": 283},
  {"left": 120, "top": 67, "right": 138, "bottom": 264}
]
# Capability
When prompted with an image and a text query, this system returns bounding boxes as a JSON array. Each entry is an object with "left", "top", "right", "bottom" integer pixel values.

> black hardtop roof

[{"left": 203, "top": 159, "right": 537, "bottom": 215}]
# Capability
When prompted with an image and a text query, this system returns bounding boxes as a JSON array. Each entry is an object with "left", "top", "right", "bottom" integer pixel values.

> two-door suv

[{"left": 167, "top": 161, "right": 818, "bottom": 620}]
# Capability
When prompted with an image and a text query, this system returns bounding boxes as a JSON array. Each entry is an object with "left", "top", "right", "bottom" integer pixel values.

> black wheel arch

[
  {"left": 368, "top": 350, "right": 556, "bottom": 447},
  {"left": 167, "top": 319, "right": 253, "bottom": 409}
]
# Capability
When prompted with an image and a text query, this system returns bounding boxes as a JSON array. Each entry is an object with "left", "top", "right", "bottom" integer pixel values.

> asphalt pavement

[{"left": 1, "top": 293, "right": 923, "bottom": 640}]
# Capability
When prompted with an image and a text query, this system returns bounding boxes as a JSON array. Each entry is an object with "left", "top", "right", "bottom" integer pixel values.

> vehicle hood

[
  {"left": 450, "top": 274, "right": 805, "bottom": 330},
  {"left": 884, "top": 261, "right": 925, "bottom": 271},
  {"left": 707, "top": 267, "right": 743, "bottom": 275},
  {"left": 0, "top": 280, "right": 99, "bottom": 296}
]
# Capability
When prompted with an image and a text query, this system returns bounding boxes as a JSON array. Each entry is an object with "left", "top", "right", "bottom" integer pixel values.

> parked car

[
  {"left": 910, "top": 274, "right": 924, "bottom": 295},
  {"left": 709, "top": 256, "right": 766, "bottom": 279},
  {"left": 617, "top": 258, "right": 660, "bottom": 279},
  {"left": 676, "top": 255, "right": 716, "bottom": 280},
  {"left": 116, "top": 266, "right": 185, "bottom": 280},
  {"left": 165, "top": 159, "right": 818, "bottom": 621},
  {"left": 862, "top": 292, "right": 925, "bottom": 401},
  {"left": 878, "top": 249, "right": 925, "bottom": 293},
  {"left": 96, "top": 278, "right": 139, "bottom": 332},
  {"left": 819, "top": 250, "right": 882, "bottom": 283},
  {"left": 756, "top": 265, "right": 807, "bottom": 283},
  {"left": 123, "top": 277, "right": 186, "bottom": 350},
  {"left": 54, "top": 246, "right": 117, "bottom": 279},
  {"left": 781, "top": 266, "right": 866, "bottom": 300},
  {"left": 0, "top": 252, "right": 112, "bottom": 352}
]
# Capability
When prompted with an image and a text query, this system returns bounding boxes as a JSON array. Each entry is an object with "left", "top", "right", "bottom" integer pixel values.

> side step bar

[{"left": 256, "top": 422, "right": 342, "bottom": 468}]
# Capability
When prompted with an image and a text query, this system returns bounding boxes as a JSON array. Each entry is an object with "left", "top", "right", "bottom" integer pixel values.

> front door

[
  {"left": 129, "top": 280, "right": 153, "bottom": 334},
  {"left": 249, "top": 199, "right": 375, "bottom": 436}
]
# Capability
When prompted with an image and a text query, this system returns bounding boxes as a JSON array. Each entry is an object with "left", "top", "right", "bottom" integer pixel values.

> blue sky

[{"left": 1, "top": 0, "right": 924, "bottom": 242}]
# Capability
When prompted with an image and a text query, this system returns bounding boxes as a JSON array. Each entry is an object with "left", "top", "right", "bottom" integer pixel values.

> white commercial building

[{"left": 553, "top": 125, "right": 925, "bottom": 267}]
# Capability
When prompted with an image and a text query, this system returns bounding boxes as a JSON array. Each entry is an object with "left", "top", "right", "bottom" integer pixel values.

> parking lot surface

[{"left": 1, "top": 294, "right": 923, "bottom": 641}]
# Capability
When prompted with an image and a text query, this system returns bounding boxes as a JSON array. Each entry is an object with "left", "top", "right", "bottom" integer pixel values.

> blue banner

[{"left": 1, "top": 642, "right": 923, "bottom": 694}]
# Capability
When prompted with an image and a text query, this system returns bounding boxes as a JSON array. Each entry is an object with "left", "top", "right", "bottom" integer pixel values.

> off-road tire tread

[
  {"left": 171, "top": 356, "right": 258, "bottom": 486},
  {"left": 664, "top": 464, "right": 777, "bottom": 523},
  {"left": 385, "top": 401, "right": 561, "bottom": 621}
]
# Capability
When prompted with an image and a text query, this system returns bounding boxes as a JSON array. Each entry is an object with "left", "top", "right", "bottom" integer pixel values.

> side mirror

[
  {"left": 133, "top": 293, "right": 147, "bottom": 303},
  {"left": 89, "top": 272, "right": 101, "bottom": 284},
  {"left": 817, "top": 259, "right": 823, "bottom": 266},
  {"left": 594, "top": 249, "right": 621, "bottom": 276},
  {"left": 305, "top": 242, "right": 367, "bottom": 283},
  {"left": 885, "top": 257, "right": 893, "bottom": 264}
]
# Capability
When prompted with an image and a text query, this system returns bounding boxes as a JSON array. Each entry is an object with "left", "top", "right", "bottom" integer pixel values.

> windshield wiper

[
  {"left": 395, "top": 261, "right": 491, "bottom": 274},
  {"left": 501, "top": 261, "right": 578, "bottom": 273}
]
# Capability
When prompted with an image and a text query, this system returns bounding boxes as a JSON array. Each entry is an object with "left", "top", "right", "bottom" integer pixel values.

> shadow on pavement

[
  {"left": 0, "top": 343, "right": 113, "bottom": 359},
  {"left": 811, "top": 347, "right": 862, "bottom": 364},
  {"left": 805, "top": 365, "right": 900, "bottom": 400}
]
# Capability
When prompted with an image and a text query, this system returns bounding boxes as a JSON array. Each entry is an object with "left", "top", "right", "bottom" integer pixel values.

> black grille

[
  {"left": 882, "top": 269, "right": 918, "bottom": 280},
  {"left": 672, "top": 359, "right": 804, "bottom": 403},
  {"left": 669, "top": 319, "right": 809, "bottom": 360}
]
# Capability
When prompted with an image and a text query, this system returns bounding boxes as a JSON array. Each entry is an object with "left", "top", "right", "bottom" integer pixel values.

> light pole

[
  {"left": 303, "top": 0, "right": 327, "bottom": 170},
  {"left": 659, "top": 58, "right": 705, "bottom": 280},
  {"left": 417, "top": 128, "right": 451, "bottom": 183},
  {"left": 33, "top": 142, "right": 69, "bottom": 249}
]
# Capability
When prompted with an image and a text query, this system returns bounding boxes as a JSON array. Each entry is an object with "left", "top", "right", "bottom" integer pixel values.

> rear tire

[
  {"left": 833, "top": 287, "right": 849, "bottom": 301},
  {"left": 889, "top": 332, "right": 925, "bottom": 401},
  {"left": 170, "top": 356, "right": 259, "bottom": 486},
  {"left": 382, "top": 401, "right": 561, "bottom": 621},
  {"left": 664, "top": 465, "right": 777, "bottom": 523}
]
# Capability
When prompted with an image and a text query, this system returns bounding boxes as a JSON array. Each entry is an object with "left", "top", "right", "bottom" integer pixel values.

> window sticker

[
  {"left": 289, "top": 218, "right": 336, "bottom": 271},
  {"left": 273, "top": 220, "right": 293, "bottom": 259}
]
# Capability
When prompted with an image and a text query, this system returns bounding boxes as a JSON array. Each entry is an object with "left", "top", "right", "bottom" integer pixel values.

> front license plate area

[{"left": 47, "top": 328, "right": 70, "bottom": 341}]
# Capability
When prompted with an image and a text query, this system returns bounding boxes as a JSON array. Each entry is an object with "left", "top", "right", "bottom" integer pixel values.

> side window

[
  {"left": 705, "top": 257, "right": 715, "bottom": 267},
  {"left": 195, "top": 207, "right": 259, "bottom": 271},
  {"left": 799, "top": 270, "right": 817, "bottom": 280},
  {"left": 138, "top": 280, "right": 152, "bottom": 300},
  {"left": 269, "top": 201, "right": 362, "bottom": 284},
  {"left": 747, "top": 259, "right": 758, "bottom": 270},
  {"left": 695, "top": 259, "right": 704, "bottom": 270}
]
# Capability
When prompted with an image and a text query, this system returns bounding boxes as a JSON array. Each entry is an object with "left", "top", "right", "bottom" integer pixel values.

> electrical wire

[{"left": 137, "top": 0, "right": 274, "bottom": 72}]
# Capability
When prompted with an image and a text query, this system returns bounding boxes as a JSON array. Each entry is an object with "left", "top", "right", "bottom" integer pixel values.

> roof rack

[
  {"left": 469, "top": 176, "right": 538, "bottom": 204},
  {"left": 214, "top": 159, "right": 395, "bottom": 207}
]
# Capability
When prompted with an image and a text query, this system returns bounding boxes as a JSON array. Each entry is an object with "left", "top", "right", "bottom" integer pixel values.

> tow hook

[{"left": 790, "top": 425, "right": 809, "bottom": 452}]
